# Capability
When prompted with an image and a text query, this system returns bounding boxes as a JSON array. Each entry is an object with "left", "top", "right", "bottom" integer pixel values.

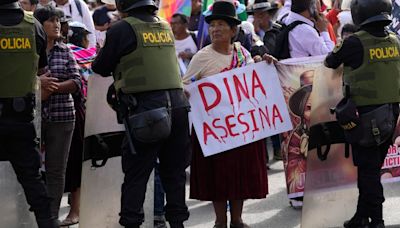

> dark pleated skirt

[
  {"left": 190, "top": 132, "right": 269, "bottom": 201},
  {"left": 64, "top": 101, "right": 85, "bottom": 193}
]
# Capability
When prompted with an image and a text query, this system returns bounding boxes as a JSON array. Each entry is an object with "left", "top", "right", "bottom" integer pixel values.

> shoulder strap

[
  {"left": 287, "top": 20, "right": 306, "bottom": 31},
  {"left": 74, "top": 0, "right": 83, "bottom": 18},
  {"left": 280, "top": 13, "right": 289, "bottom": 23},
  {"left": 189, "top": 31, "right": 198, "bottom": 49}
]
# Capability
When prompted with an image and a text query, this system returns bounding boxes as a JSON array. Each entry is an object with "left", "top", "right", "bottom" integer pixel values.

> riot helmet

[
  {"left": 0, "top": 0, "right": 18, "bottom": 4},
  {"left": 115, "top": 0, "right": 158, "bottom": 13},
  {"left": 0, "top": 0, "right": 20, "bottom": 9},
  {"left": 351, "top": 0, "right": 392, "bottom": 26}
]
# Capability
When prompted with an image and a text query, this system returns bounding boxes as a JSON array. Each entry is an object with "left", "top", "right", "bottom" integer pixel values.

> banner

[
  {"left": 278, "top": 56, "right": 400, "bottom": 199},
  {"left": 186, "top": 62, "right": 293, "bottom": 157},
  {"left": 381, "top": 116, "right": 400, "bottom": 182},
  {"left": 277, "top": 56, "right": 324, "bottom": 198}
]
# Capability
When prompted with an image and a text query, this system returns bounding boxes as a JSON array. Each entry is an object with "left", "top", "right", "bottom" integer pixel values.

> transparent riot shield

[
  {"left": 301, "top": 66, "right": 358, "bottom": 228},
  {"left": 34, "top": 77, "right": 41, "bottom": 141},
  {"left": 80, "top": 75, "right": 155, "bottom": 228},
  {"left": 0, "top": 163, "right": 38, "bottom": 228},
  {"left": 79, "top": 75, "right": 125, "bottom": 228}
]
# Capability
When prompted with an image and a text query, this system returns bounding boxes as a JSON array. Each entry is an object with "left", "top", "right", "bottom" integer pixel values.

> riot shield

[
  {"left": 0, "top": 78, "right": 41, "bottom": 228},
  {"left": 301, "top": 66, "right": 358, "bottom": 228},
  {"left": 80, "top": 74, "right": 155, "bottom": 228},
  {"left": 79, "top": 75, "right": 125, "bottom": 228},
  {"left": 0, "top": 163, "right": 37, "bottom": 228}
]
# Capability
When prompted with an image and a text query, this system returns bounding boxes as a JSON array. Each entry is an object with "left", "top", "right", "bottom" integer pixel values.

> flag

[{"left": 158, "top": 0, "right": 192, "bottom": 22}]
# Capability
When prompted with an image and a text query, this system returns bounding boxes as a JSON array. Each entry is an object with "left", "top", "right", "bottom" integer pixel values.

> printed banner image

[
  {"left": 185, "top": 62, "right": 293, "bottom": 157},
  {"left": 276, "top": 57, "right": 324, "bottom": 198},
  {"left": 381, "top": 115, "right": 400, "bottom": 183},
  {"left": 276, "top": 56, "right": 400, "bottom": 200}
]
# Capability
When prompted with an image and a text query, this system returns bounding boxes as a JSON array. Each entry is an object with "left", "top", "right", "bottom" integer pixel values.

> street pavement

[{"left": 60, "top": 146, "right": 400, "bottom": 228}]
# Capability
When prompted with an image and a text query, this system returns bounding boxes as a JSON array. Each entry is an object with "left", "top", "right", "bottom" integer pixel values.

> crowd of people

[{"left": 0, "top": 0, "right": 399, "bottom": 228}]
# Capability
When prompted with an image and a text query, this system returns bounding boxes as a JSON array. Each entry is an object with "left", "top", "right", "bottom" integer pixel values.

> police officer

[
  {"left": 0, "top": 0, "right": 58, "bottom": 227},
  {"left": 92, "top": 0, "right": 191, "bottom": 228},
  {"left": 325, "top": 0, "right": 400, "bottom": 227}
]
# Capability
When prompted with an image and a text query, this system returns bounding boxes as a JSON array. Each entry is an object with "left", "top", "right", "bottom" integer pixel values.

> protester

[
  {"left": 316, "top": 0, "right": 336, "bottom": 43},
  {"left": 59, "top": 10, "right": 72, "bottom": 44},
  {"left": 188, "top": 0, "right": 201, "bottom": 31},
  {"left": 170, "top": 13, "right": 198, "bottom": 74},
  {"left": 244, "top": 0, "right": 284, "bottom": 162},
  {"left": 38, "top": 0, "right": 50, "bottom": 7},
  {"left": 325, "top": 0, "right": 400, "bottom": 227},
  {"left": 52, "top": 0, "right": 97, "bottom": 47},
  {"left": 202, "top": 1, "right": 253, "bottom": 52},
  {"left": 0, "top": 1, "right": 57, "bottom": 227},
  {"left": 92, "top": 0, "right": 191, "bottom": 227},
  {"left": 336, "top": 0, "right": 353, "bottom": 38},
  {"left": 19, "top": 0, "right": 38, "bottom": 11},
  {"left": 34, "top": 5, "right": 81, "bottom": 221},
  {"left": 92, "top": 1, "right": 117, "bottom": 47},
  {"left": 60, "top": 21, "right": 96, "bottom": 227},
  {"left": 241, "top": 20, "right": 270, "bottom": 61},
  {"left": 325, "top": 0, "right": 341, "bottom": 37},
  {"left": 248, "top": 0, "right": 279, "bottom": 44},
  {"left": 285, "top": 0, "right": 334, "bottom": 58},
  {"left": 183, "top": 2, "right": 269, "bottom": 228}
]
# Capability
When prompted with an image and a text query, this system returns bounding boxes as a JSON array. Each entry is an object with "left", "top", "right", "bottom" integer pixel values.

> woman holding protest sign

[{"left": 183, "top": 2, "right": 269, "bottom": 228}]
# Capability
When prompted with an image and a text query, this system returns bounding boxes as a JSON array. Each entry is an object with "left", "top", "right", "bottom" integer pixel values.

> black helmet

[
  {"left": 351, "top": 0, "right": 392, "bottom": 26},
  {"left": 0, "top": 0, "right": 20, "bottom": 9},
  {"left": 115, "top": 0, "right": 158, "bottom": 12},
  {"left": 0, "top": 0, "right": 18, "bottom": 4}
]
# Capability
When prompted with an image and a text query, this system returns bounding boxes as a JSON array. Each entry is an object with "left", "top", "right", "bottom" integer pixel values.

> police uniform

[
  {"left": 92, "top": 1, "right": 190, "bottom": 227},
  {"left": 0, "top": 1, "right": 57, "bottom": 228},
  {"left": 325, "top": 0, "right": 400, "bottom": 227}
]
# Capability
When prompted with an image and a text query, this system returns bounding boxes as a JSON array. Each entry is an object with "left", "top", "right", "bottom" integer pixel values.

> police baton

[
  {"left": 123, "top": 118, "right": 137, "bottom": 155},
  {"left": 107, "top": 85, "right": 137, "bottom": 155}
]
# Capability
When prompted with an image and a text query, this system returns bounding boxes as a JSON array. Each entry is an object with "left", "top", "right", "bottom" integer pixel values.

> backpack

[{"left": 263, "top": 20, "right": 305, "bottom": 60}]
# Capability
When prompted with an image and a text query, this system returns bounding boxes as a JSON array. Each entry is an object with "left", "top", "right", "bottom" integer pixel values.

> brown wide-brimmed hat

[
  {"left": 288, "top": 70, "right": 315, "bottom": 117},
  {"left": 205, "top": 1, "right": 241, "bottom": 26}
]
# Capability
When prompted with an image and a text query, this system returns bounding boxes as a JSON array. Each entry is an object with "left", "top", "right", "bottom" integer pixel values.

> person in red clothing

[
  {"left": 317, "top": 0, "right": 337, "bottom": 43},
  {"left": 183, "top": 2, "right": 269, "bottom": 228},
  {"left": 325, "top": 0, "right": 341, "bottom": 37}
]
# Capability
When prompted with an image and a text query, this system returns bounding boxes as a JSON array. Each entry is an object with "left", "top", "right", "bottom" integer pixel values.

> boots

[
  {"left": 343, "top": 216, "right": 369, "bottom": 228},
  {"left": 369, "top": 221, "right": 385, "bottom": 228},
  {"left": 169, "top": 222, "right": 184, "bottom": 228}
]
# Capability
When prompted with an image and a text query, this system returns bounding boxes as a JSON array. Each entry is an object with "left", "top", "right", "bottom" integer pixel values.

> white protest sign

[{"left": 186, "top": 62, "right": 293, "bottom": 157}]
